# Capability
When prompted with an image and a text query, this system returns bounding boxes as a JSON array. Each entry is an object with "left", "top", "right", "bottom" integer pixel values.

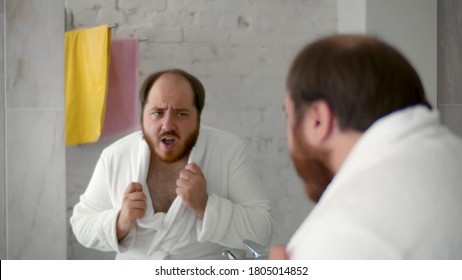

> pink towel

[{"left": 101, "top": 38, "right": 140, "bottom": 138}]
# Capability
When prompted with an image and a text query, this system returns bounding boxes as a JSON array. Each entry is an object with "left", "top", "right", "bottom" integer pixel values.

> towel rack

[{"left": 64, "top": 18, "right": 148, "bottom": 42}]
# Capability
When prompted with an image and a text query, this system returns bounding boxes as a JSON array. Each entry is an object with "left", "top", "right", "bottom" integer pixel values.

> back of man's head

[{"left": 286, "top": 34, "right": 431, "bottom": 132}]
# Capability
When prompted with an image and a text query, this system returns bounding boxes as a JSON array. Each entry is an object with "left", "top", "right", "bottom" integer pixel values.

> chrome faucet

[
  {"left": 243, "top": 239, "right": 269, "bottom": 259},
  {"left": 222, "top": 240, "right": 269, "bottom": 260},
  {"left": 221, "top": 248, "right": 243, "bottom": 260}
]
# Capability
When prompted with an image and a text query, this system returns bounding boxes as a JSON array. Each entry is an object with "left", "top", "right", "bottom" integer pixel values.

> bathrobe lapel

[{"left": 134, "top": 132, "right": 206, "bottom": 257}]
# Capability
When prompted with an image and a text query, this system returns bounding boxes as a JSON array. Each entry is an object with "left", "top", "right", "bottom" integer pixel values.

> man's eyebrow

[
  {"left": 149, "top": 106, "right": 166, "bottom": 111},
  {"left": 173, "top": 108, "right": 192, "bottom": 112},
  {"left": 148, "top": 107, "right": 191, "bottom": 112}
]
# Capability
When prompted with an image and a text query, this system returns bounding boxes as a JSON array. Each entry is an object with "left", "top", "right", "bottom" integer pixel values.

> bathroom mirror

[{"left": 64, "top": 0, "right": 336, "bottom": 259}]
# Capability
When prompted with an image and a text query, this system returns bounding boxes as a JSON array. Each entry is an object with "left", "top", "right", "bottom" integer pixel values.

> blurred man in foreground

[{"left": 272, "top": 34, "right": 462, "bottom": 259}]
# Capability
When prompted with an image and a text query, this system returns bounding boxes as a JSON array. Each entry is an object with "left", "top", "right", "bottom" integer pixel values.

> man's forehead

[
  {"left": 145, "top": 98, "right": 194, "bottom": 108},
  {"left": 145, "top": 90, "right": 195, "bottom": 110},
  {"left": 155, "top": 72, "right": 190, "bottom": 85},
  {"left": 148, "top": 79, "right": 194, "bottom": 100}
]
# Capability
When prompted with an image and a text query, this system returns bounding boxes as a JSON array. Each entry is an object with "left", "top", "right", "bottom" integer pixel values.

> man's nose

[{"left": 162, "top": 111, "right": 176, "bottom": 131}]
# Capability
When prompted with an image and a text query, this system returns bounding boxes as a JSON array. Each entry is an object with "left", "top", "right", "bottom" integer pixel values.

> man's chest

[{"left": 146, "top": 170, "right": 180, "bottom": 213}]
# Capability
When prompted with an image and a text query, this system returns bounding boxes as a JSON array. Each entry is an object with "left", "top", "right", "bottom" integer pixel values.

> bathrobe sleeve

[
  {"left": 197, "top": 141, "right": 273, "bottom": 249},
  {"left": 288, "top": 219, "right": 401, "bottom": 259},
  {"left": 70, "top": 150, "right": 133, "bottom": 253}
]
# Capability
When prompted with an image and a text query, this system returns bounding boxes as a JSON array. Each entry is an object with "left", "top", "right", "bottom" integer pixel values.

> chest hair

[{"left": 146, "top": 163, "right": 184, "bottom": 213}]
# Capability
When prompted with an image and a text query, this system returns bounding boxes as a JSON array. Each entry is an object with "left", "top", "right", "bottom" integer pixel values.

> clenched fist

[
  {"left": 176, "top": 163, "right": 208, "bottom": 219},
  {"left": 116, "top": 182, "right": 146, "bottom": 241}
]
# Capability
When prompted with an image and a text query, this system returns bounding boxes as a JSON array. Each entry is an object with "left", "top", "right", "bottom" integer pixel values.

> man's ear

[{"left": 302, "top": 100, "right": 334, "bottom": 147}]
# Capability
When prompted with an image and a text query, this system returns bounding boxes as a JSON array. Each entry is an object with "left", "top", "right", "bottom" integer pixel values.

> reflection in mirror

[{"left": 65, "top": 0, "right": 336, "bottom": 259}]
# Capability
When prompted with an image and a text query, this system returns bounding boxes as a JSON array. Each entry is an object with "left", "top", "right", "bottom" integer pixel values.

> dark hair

[
  {"left": 287, "top": 34, "right": 431, "bottom": 132},
  {"left": 139, "top": 68, "right": 206, "bottom": 117}
]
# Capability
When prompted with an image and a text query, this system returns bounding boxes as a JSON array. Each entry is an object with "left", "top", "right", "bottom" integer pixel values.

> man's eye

[
  {"left": 177, "top": 112, "right": 188, "bottom": 117},
  {"left": 151, "top": 111, "right": 162, "bottom": 116}
]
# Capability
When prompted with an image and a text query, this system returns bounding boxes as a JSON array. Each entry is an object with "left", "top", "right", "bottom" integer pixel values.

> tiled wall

[
  {"left": 1, "top": 0, "right": 66, "bottom": 259},
  {"left": 65, "top": 0, "right": 336, "bottom": 259},
  {"left": 438, "top": 0, "right": 462, "bottom": 137}
]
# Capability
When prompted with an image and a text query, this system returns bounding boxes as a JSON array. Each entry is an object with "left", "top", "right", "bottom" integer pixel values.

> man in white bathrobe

[
  {"left": 71, "top": 69, "right": 273, "bottom": 259},
  {"left": 270, "top": 34, "right": 462, "bottom": 259}
]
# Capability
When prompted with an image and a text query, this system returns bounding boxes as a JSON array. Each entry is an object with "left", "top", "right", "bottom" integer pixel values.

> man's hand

[
  {"left": 176, "top": 163, "right": 208, "bottom": 219},
  {"left": 116, "top": 182, "right": 146, "bottom": 241},
  {"left": 269, "top": 245, "right": 289, "bottom": 260}
]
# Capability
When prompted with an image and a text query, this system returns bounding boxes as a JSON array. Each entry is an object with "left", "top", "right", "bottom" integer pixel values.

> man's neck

[
  {"left": 328, "top": 130, "right": 363, "bottom": 173},
  {"left": 149, "top": 154, "right": 189, "bottom": 175}
]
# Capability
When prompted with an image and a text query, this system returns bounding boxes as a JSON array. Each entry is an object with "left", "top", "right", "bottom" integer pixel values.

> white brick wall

[{"left": 65, "top": 0, "right": 336, "bottom": 259}]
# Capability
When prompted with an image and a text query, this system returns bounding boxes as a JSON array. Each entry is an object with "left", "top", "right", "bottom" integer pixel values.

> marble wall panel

[
  {"left": 0, "top": 0, "right": 6, "bottom": 260},
  {"left": 439, "top": 105, "right": 462, "bottom": 138},
  {"left": 438, "top": 0, "right": 462, "bottom": 105},
  {"left": 5, "top": 0, "right": 64, "bottom": 109},
  {"left": 6, "top": 109, "right": 66, "bottom": 259},
  {"left": 437, "top": 1, "right": 462, "bottom": 140},
  {"left": 4, "top": 0, "right": 66, "bottom": 259}
]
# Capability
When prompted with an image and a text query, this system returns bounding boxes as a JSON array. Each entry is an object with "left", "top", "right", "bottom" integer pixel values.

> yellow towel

[{"left": 65, "top": 25, "right": 111, "bottom": 145}]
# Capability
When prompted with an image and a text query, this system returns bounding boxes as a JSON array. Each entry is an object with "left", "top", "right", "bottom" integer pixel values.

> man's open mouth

[{"left": 161, "top": 136, "right": 176, "bottom": 146}]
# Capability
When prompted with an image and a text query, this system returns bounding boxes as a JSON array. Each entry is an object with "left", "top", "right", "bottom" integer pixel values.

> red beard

[
  {"left": 290, "top": 127, "right": 334, "bottom": 203},
  {"left": 142, "top": 125, "right": 200, "bottom": 163}
]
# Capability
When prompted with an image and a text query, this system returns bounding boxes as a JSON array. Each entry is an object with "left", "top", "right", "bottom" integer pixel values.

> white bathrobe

[
  {"left": 71, "top": 125, "right": 272, "bottom": 259},
  {"left": 288, "top": 105, "right": 462, "bottom": 259}
]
